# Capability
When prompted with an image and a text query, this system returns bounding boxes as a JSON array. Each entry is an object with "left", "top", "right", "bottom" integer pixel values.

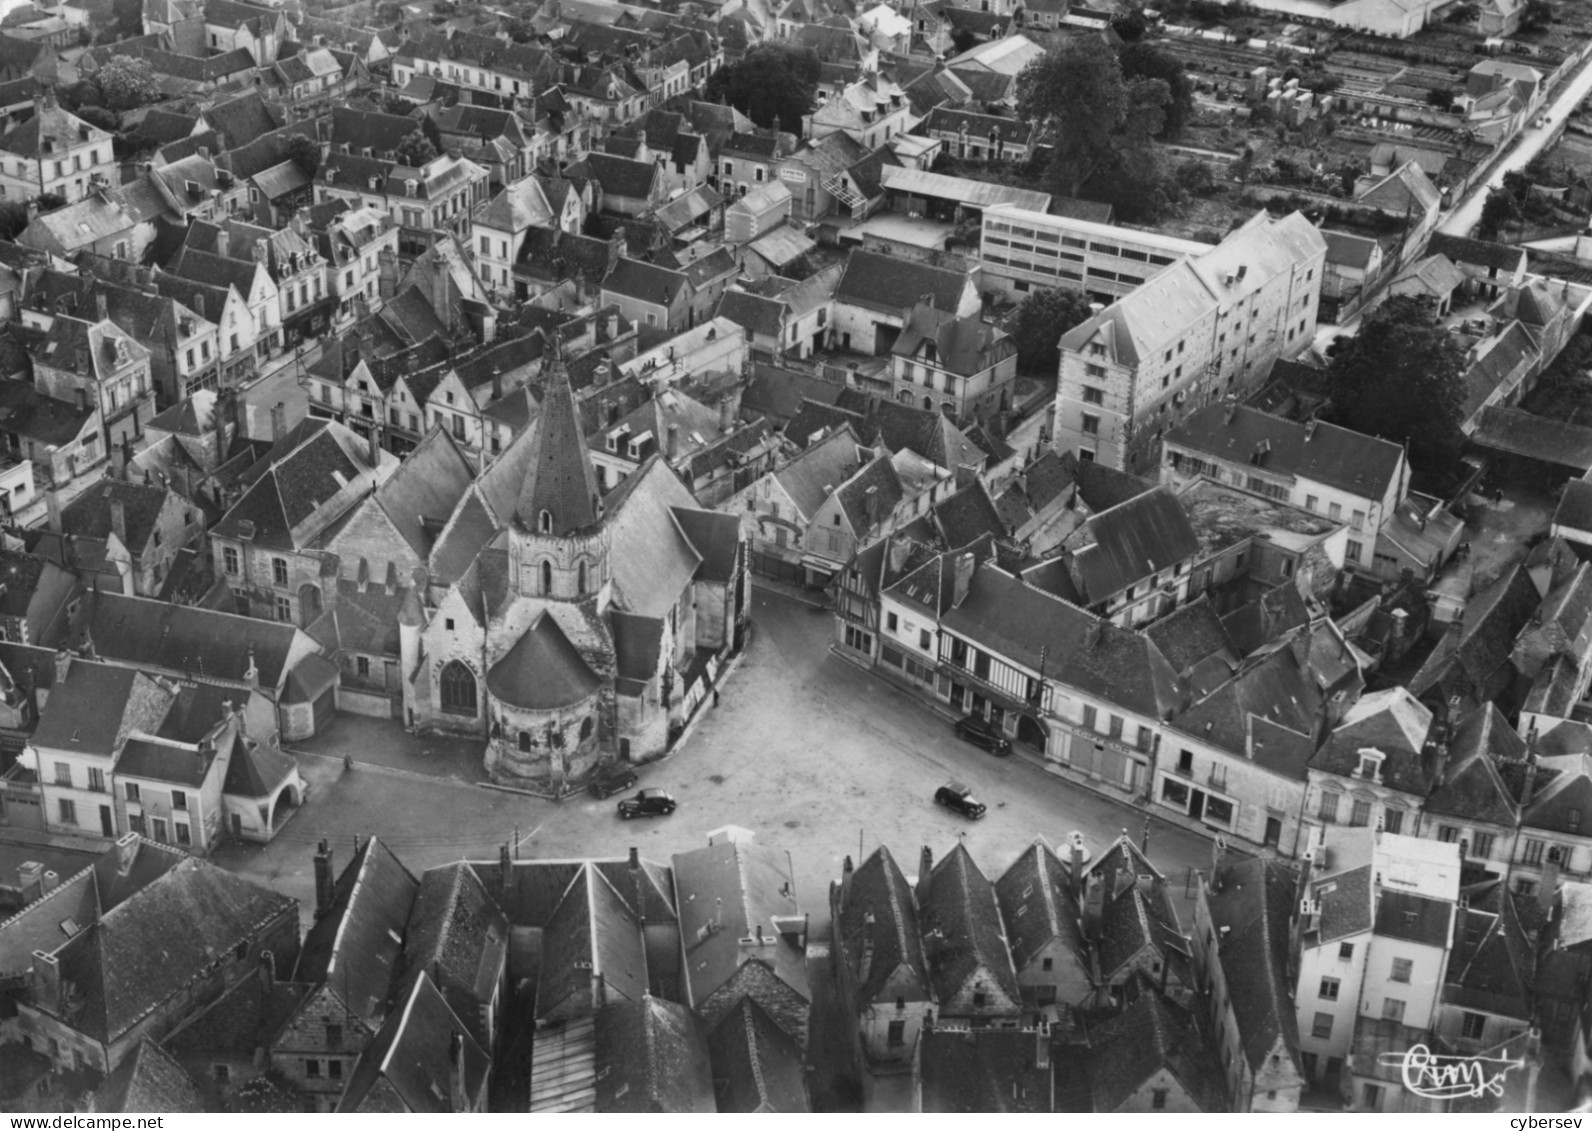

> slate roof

[
  {"left": 602, "top": 256, "right": 690, "bottom": 306},
  {"left": 891, "top": 302, "right": 1012, "bottom": 376},
  {"left": 59, "top": 479, "right": 174, "bottom": 555},
  {"left": 1374, "top": 890, "right": 1453, "bottom": 948},
  {"left": 293, "top": 836, "right": 418, "bottom": 1025},
  {"left": 593, "top": 995, "right": 715, "bottom": 1112},
  {"left": 1065, "top": 486, "right": 1200, "bottom": 605},
  {"left": 994, "top": 839, "right": 1086, "bottom": 976},
  {"left": 1445, "top": 883, "right": 1533, "bottom": 1021},
  {"left": 918, "top": 842, "right": 1018, "bottom": 1004},
  {"left": 212, "top": 421, "right": 370, "bottom": 550},
  {"left": 708, "top": 996, "right": 809, "bottom": 1112},
  {"left": 395, "top": 863, "right": 508, "bottom": 1049},
  {"left": 1204, "top": 856, "right": 1302, "bottom": 1075},
  {"left": 53, "top": 856, "right": 295, "bottom": 1046},
  {"left": 1427, "top": 232, "right": 1526, "bottom": 275},
  {"left": 0, "top": 378, "right": 94, "bottom": 446},
  {"left": 486, "top": 612, "right": 602, "bottom": 711},
  {"left": 336, "top": 974, "right": 490, "bottom": 1113},
  {"left": 1166, "top": 403, "right": 1404, "bottom": 501},
  {"left": 92, "top": 1040, "right": 205, "bottom": 1113},
  {"left": 933, "top": 479, "right": 1007, "bottom": 550},
  {"left": 574, "top": 151, "right": 660, "bottom": 200},
  {"left": 70, "top": 590, "right": 302, "bottom": 690},
  {"left": 162, "top": 966, "right": 310, "bottom": 1064},
  {"left": 838, "top": 846, "right": 928, "bottom": 1002},
  {"left": 1556, "top": 479, "right": 1592, "bottom": 535},
  {"left": 836, "top": 248, "right": 968, "bottom": 314},
  {"left": 1086, "top": 991, "right": 1225, "bottom": 1112},
  {"left": 1310, "top": 687, "right": 1438, "bottom": 797},
  {"left": 921, "top": 1025, "right": 1052, "bottom": 1113},
  {"left": 1408, "top": 563, "right": 1539, "bottom": 702}
]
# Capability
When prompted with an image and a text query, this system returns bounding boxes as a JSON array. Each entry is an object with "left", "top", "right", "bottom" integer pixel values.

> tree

[
  {"left": 286, "top": 132, "right": 320, "bottom": 177},
  {"left": 702, "top": 44, "right": 819, "bottom": 131},
  {"left": 951, "top": 27, "right": 977, "bottom": 55},
  {"left": 1479, "top": 186, "right": 1520, "bottom": 236},
  {"left": 501, "top": 16, "right": 534, "bottom": 42},
  {"left": 394, "top": 128, "right": 438, "bottom": 167},
  {"left": 1117, "top": 41, "right": 1194, "bottom": 137},
  {"left": 1175, "top": 158, "right": 1216, "bottom": 195},
  {"left": 1323, "top": 295, "right": 1468, "bottom": 472},
  {"left": 0, "top": 200, "right": 28, "bottom": 241},
  {"left": 93, "top": 56, "right": 161, "bottom": 112},
  {"left": 1007, "top": 287, "right": 1094, "bottom": 375},
  {"left": 74, "top": 105, "right": 118, "bottom": 133},
  {"left": 1425, "top": 88, "right": 1455, "bottom": 111},
  {"left": 1111, "top": 10, "right": 1148, "bottom": 40},
  {"left": 1522, "top": 0, "right": 1553, "bottom": 28}
]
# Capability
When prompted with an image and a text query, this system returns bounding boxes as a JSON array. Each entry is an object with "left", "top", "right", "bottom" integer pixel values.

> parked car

[
  {"left": 934, "top": 782, "right": 986, "bottom": 819},
  {"left": 618, "top": 788, "right": 677, "bottom": 819},
  {"left": 954, "top": 714, "right": 1011, "bottom": 755},
  {"left": 589, "top": 766, "right": 639, "bottom": 799}
]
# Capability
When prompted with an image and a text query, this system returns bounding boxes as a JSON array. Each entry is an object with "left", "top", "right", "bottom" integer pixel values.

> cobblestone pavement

[{"left": 216, "top": 587, "right": 1221, "bottom": 935}]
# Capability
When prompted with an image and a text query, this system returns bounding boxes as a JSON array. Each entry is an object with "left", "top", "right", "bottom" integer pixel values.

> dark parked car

[
  {"left": 934, "top": 782, "right": 986, "bottom": 819},
  {"left": 588, "top": 767, "right": 639, "bottom": 799},
  {"left": 954, "top": 715, "right": 1011, "bottom": 755},
  {"left": 618, "top": 788, "right": 677, "bottom": 819}
]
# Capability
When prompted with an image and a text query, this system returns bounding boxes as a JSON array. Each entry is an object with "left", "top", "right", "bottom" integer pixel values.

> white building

[{"left": 979, "top": 203, "right": 1208, "bottom": 302}]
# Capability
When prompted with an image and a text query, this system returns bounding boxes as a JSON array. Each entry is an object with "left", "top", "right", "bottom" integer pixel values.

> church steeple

[{"left": 516, "top": 347, "right": 600, "bottom": 536}]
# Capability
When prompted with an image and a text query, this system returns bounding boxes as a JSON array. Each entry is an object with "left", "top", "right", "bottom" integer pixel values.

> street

[
  {"left": 214, "top": 586, "right": 1220, "bottom": 937},
  {"left": 1441, "top": 53, "right": 1592, "bottom": 238},
  {"left": 235, "top": 340, "right": 318, "bottom": 441}
]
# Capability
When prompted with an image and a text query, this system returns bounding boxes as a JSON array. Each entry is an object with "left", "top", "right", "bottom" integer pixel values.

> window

[
  {"left": 125, "top": 782, "right": 140, "bottom": 802},
  {"left": 1080, "top": 704, "right": 1098, "bottom": 730},
  {"left": 176, "top": 822, "right": 191, "bottom": 846},
  {"left": 172, "top": 790, "right": 187, "bottom": 811},
  {"left": 972, "top": 992, "right": 987, "bottom": 1007},
  {"left": 1311, "top": 1012, "right": 1333, "bottom": 1039},
  {"left": 1151, "top": 1089, "right": 1168, "bottom": 1110},
  {"left": 919, "top": 629, "right": 931, "bottom": 650},
  {"left": 214, "top": 1064, "right": 230, "bottom": 1082},
  {"left": 1080, "top": 413, "right": 1100, "bottom": 436},
  {"left": 1383, "top": 809, "right": 1403, "bottom": 834},
  {"left": 87, "top": 767, "right": 104, "bottom": 792},
  {"left": 57, "top": 799, "right": 76, "bottom": 825},
  {"left": 329, "top": 1059, "right": 343, "bottom": 1081},
  {"left": 886, "top": 613, "right": 898, "bottom": 632},
  {"left": 887, "top": 1020, "right": 905, "bottom": 1046},
  {"left": 1347, "top": 539, "right": 1364, "bottom": 564},
  {"left": 1382, "top": 998, "right": 1405, "bottom": 1023},
  {"left": 1317, "top": 792, "right": 1339, "bottom": 822},
  {"left": 306, "top": 1058, "right": 322, "bottom": 1079},
  {"left": 272, "top": 557, "right": 288, "bottom": 586},
  {"left": 1474, "top": 832, "right": 1495, "bottom": 858},
  {"left": 1177, "top": 749, "right": 1192, "bottom": 774},
  {"left": 274, "top": 596, "right": 292, "bottom": 622},
  {"left": 1461, "top": 1012, "right": 1486, "bottom": 1040},
  {"left": 1042, "top": 957, "right": 1054, "bottom": 971},
  {"left": 1364, "top": 1083, "right": 1383, "bottom": 1110},
  {"left": 53, "top": 762, "right": 70, "bottom": 787},
  {"left": 1319, "top": 977, "right": 1340, "bottom": 1001},
  {"left": 541, "top": 561, "right": 553, "bottom": 596},
  {"left": 1572, "top": 809, "right": 1583, "bottom": 833},
  {"left": 1438, "top": 825, "right": 1458, "bottom": 843},
  {"left": 1338, "top": 942, "right": 1354, "bottom": 961},
  {"left": 1081, "top": 385, "right": 1104, "bottom": 404},
  {"left": 1107, "top": 715, "right": 1123, "bottom": 739},
  {"left": 1390, "top": 958, "right": 1412, "bottom": 984},
  {"left": 1524, "top": 839, "right": 1545, "bottom": 865},
  {"left": 1350, "top": 799, "right": 1371, "bottom": 827}
]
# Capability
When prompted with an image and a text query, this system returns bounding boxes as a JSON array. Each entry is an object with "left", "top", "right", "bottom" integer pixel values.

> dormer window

[
  {"left": 1355, "top": 749, "right": 1385, "bottom": 783},
  {"left": 539, "top": 510, "right": 552, "bottom": 534}
]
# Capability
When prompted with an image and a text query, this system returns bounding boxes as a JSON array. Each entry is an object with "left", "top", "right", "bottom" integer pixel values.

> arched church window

[
  {"left": 577, "top": 561, "right": 588, "bottom": 596},
  {"left": 518, "top": 731, "right": 531, "bottom": 752},
  {"left": 539, "top": 509, "right": 552, "bottom": 533},
  {"left": 580, "top": 716, "right": 594, "bottom": 740},
  {"left": 440, "top": 661, "right": 477, "bottom": 715},
  {"left": 541, "top": 560, "right": 553, "bottom": 596}
]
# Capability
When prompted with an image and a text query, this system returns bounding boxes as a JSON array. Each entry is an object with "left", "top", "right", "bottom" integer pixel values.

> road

[
  {"left": 1441, "top": 53, "right": 1592, "bottom": 238},
  {"left": 214, "top": 587, "right": 1219, "bottom": 936},
  {"left": 235, "top": 340, "right": 318, "bottom": 441}
]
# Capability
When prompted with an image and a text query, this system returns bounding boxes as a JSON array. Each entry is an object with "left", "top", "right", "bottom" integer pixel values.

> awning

[{"left": 800, "top": 554, "right": 839, "bottom": 576}]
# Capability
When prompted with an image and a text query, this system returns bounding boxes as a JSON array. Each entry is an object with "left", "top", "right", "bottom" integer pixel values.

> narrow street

[{"left": 215, "top": 587, "right": 1221, "bottom": 937}]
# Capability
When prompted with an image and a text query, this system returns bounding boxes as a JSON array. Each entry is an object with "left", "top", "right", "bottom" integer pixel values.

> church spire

[{"left": 516, "top": 345, "right": 600, "bottom": 536}]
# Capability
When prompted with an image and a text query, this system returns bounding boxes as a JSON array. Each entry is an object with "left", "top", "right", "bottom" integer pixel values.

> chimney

[
  {"left": 629, "top": 846, "right": 640, "bottom": 871},
  {"left": 719, "top": 394, "right": 734, "bottom": 433},
  {"left": 864, "top": 485, "right": 880, "bottom": 533},
  {"left": 259, "top": 950, "right": 275, "bottom": 994},
  {"left": 244, "top": 647, "right": 258, "bottom": 688},
  {"left": 109, "top": 496, "right": 127, "bottom": 547},
  {"left": 917, "top": 846, "right": 933, "bottom": 904},
  {"left": 840, "top": 853, "right": 855, "bottom": 906},
  {"left": 252, "top": 239, "right": 268, "bottom": 266},
  {"left": 448, "top": 1031, "right": 466, "bottom": 1113},
  {"left": 32, "top": 951, "right": 63, "bottom": 1016},
  {"left": 53, "top": 649, "right": 70, "bottom": 684},
  {"left": 270, "top": 402, "right": 285, "bottom": 442},
  {"left": 1211, "top": 835, "right": 1227, "bottom": 889},
  {"left": 95, "top": 289, "right": 107, "bottom": 322},
  {"left": 951, "top": 551, "right": 974, "bottom": 608},
  {"left": 44, "top": 488, "right": 61, "bottom": 533},
  {"left": 1542, "top": 859, "right": 1560, "bottom": 914},
  {"left": 313, "top": 839, "right": 335, "bottom": 919},
  {"left": 1083, "top": 876, "right": 1105, "bottom": 940},
  {"left": 605, "top": 309, "right": 619, "bottom": 342},
  {"left": 499, "top": 844, "right": 512, "bottom": 897},
  {"left": 41, "top": 871, "right": 58, "bottom": 893},
  {"left": 216, "top": 225, "right": 230, "bottom": 259},
  {"left": 666, "top": 422, "right": 679, "bottom": 461},
  {"left": 1070, "top": 841, "right": 1083, "bottom": 901},
  {"left": 367, "top": 422, "right": 380, "bottom": 467},
  {"left": 1035, "top": 1025, "right": 1050, "bottom": 1070}
]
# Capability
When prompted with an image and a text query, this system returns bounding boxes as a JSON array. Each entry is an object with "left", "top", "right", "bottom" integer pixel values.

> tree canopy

[
  {"left": 1007, "top": 286, "right": 1095, "bottom": 375},
  {"left": 1321, "top": 295, "right": 1468, "bottom": 472},
  {"left": 93, "top": 56, "right": 161, "bottom": 112},
  {"left": 702, "top": 44, "right": 819, "bottom": 131},
  {"left": 286, "top": 133, "right": 321, "bottom": 177},
  {"left": 1117, "top": 42, "right": 1194, "bottom": 138},
  {"left": 395, "top": 128, "right": 438, "bottom": 167},
  {"left": 1016, "top": 40, "right": 1174, "bottom": 219}
]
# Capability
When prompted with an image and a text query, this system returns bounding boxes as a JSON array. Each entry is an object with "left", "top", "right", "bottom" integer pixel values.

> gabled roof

[
  {"left": 336, "top": 974, "right": 490, "bottom": 1113},
  {"left": 771, "top": 425, "right": 860, "bottom": 518},
  {"left": 1409, "top": 563, "right": 1539, "bottom": 702},
  {"left": 395, "top": 863, "right": 508, "bottom": 1048},
  {"left": 601, "top": 255, "right": 690, "bottom": 306},
  {"left": 294, "top": 836, "right": 419, "bottom": 1026},
  {"left": 1204, "top": 857, "right": 1303, "bottom": 1074},
  {"left": 918, "top": 842, "right": 1018, "bottom": 1004},
  {"left": 92, "top": 1040, "right": 204, "bottom": 1113},
  {"left": 836, "top": 248, "right": 968, "bottom": 314},
  {"left": 708, "top": 996, "right": 809, "bottom": 1112},
  {"left": 838, "top": 846, "right": 927, "bottom": 1002},
  {"left": 594, "top": 995, "right": 715, "bottom": 1112},
  {"left": 921, "top": 1025, "right": 1052, "bottom": 1113},
  {"left": 59, "top": 479, "right": 176, "bottom": 556},
  {"left": 994, "top": 839, "right": 1086, "bottom": 975},
  {"left": 1086, "top": 991, "right": 1225, "bottom": 1112},
  {"left": 1065, "top": 486, "right": 1200, "bottom": 605},
  {"left": 1310, "top": 686, "right": 1437, "bottom": 796},
  {"left": 1445, "top": 882, "right": 1533, "bottom": 1021}
]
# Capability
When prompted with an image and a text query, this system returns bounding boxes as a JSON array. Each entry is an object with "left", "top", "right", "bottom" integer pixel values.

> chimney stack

[
  {"left": 270, "top": 402, "right": 285, "bottom": 443},
  {"left": 448, "top": 1031, "right": 466, "bottom": 1113},
  {"left": 31, "top": 951, "right": 63, "bottom": 1016},
  {"left": 109, "top": 496, "right": 127, "bottom": 548},
  {"left": 666, "top": 422, "right": 679, "bottom": 461},
  {"left": 44, "top": 488, "right": 61, "bottom": 533},
  {"left": 629, "top": 846, "right": 640, "bottom": 870},
  {"left": 840, "top": 853, "right": 854, "bottom": 906},
  {"left": 216, "top": 225, "right": 230, "bottom": 259},
  {"left": 951, "top": 551, "right": 975, "bottom": 608},
  {"left": 719, "top": 394, "right": 734, "bottom": 433},
  {"left": 367, "top": 422, "right": 380, "bottom": 468},
  {"left": 53, "top": 648, "right": 70, "bottom": 684},
  {"left": 95, "top": 289, "right": 107, "bottom": 322},
  {"left": 500, "top": 844, "right": 512, "bottom": 896},
  {"left": 313, "top": 839, "right": 335, "bottom": 919},
  {"left": 917, "top": 845, "right": 933, "bottom": 904},
  {"left": 259, "top": 950, "right": 275, "bottom": 994}
]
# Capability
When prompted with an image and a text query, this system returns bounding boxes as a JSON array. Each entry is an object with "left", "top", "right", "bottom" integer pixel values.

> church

[{"left": 395, "top": 357, "right": 746, "bottom": 788}]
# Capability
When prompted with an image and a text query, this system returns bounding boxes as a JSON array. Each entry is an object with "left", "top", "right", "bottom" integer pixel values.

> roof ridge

[
  {"left": 742, "top": 999, "right": 770, "bottom": 1108},
  {"left": 877, "top": 848, "right": 915, "bottom": 981}
]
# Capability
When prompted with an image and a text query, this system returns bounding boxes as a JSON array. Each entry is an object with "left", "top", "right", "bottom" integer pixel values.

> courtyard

[{"left": 214, "top": 585, "right": 1223, "bottom": 937}]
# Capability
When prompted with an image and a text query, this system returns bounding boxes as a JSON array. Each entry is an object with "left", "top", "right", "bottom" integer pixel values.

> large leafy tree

[
  {"left": 702, "top": 44, "right": 820, "bottom": 131},
  {"left": 93, "top": 56, "right": 161, "bottom": 112},
  {"left": 394, "top": 128, "right": 438, "bottom": 167},
  {"left": 1007, "top": 286, "right": 1094, "bottom": 375},
  {"left": 1016, "top": 40, "right": 1172, "bottom": 216},
  {"left": 1323, "top": 295, "right": 1469, "bottom": 472},
  {"left": 1118, "top": 41, "right": 1194, "bottom": 138},
  {"left": 286, "top": 133, "right": 321, "bottom": 177}
]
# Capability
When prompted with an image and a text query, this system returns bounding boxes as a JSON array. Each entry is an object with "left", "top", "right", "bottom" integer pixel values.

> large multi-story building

[
  {"left": 0, "top": 99, "right": 114, "bottom": 203},
  {"left": 1054, "top": 210, "right": 1326, "bottom": 473},
  {"left": 978, "top": 203, "right": 1208, "bottom": 302}
]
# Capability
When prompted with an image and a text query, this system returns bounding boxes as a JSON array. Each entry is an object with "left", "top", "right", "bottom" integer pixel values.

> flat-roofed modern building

[{"left": 978, "top": 203, "right": 1210, "bottom": 301}]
